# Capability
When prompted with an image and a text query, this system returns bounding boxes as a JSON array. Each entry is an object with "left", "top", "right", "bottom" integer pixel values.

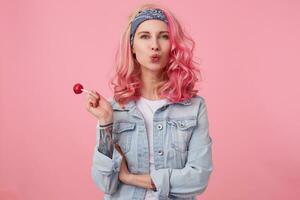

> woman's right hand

[{"left": 85, "top": 90, "right": 113, "bottom": 125}]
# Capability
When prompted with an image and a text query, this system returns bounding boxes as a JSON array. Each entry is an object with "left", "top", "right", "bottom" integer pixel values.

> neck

[{"left": 140, "top": 68, "right": 162, "bottom": 100}]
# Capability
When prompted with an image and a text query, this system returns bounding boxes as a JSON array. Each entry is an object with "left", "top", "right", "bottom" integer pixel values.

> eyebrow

[{"left": 137, "top": 31, "right": 169, "bottom": 35}]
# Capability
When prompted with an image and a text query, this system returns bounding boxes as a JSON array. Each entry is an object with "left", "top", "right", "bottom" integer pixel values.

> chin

[
  {"left": 139, "top": 62, "right": 166, "bottom": 73},
  {"left": 148, "top": 64, "right": 165, "bottom": 71}
]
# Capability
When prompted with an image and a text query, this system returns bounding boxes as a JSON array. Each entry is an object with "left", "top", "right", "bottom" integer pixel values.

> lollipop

[{"left": 73, "top": 83, "right": 90, "bottom": 94}]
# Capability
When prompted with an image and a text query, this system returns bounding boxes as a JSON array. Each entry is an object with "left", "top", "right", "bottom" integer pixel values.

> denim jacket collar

[{"left": 111, "top": 98, "right": 192, "bottom": 111}]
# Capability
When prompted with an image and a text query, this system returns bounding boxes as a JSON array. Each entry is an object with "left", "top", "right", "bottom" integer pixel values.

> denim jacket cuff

[
  {"left": 150, "top": 168, "right": 171, "bottom": 199},
  {"left": 92, "top": 146, "right": 122, "bottom": 173},
  {"left": 97, "top": 120, "right": 113, "bottom": 130}
]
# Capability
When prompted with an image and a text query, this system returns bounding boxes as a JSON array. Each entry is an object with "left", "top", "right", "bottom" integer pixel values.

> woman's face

[{"left": 132, "top": 19, "right": 171, "bottom": 74}]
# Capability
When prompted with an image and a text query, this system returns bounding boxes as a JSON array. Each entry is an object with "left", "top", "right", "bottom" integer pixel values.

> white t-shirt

[{"left": 136, "top": 96, "right": 168, "bottom": 200}]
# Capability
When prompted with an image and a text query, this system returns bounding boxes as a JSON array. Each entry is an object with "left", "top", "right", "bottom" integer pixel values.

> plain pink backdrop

[{"left": 1, "top": 0, "right": 299, "bottom": 199}]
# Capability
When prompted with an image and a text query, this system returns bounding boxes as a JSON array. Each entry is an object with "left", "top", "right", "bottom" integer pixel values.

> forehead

[{"left": 136, "top": 19, "right": 168, "bottom": 33}]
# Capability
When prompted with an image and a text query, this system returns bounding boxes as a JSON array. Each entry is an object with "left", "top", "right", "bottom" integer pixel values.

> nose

[{"left": 151, "top": 38, "right": 160, "bottom": 51}]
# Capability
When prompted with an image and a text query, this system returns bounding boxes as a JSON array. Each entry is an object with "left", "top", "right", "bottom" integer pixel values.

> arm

[
  {"left": 97, "top": 122, "right": 114, "bottom": 158},
  {"left": 150, "top": 99, "right": 213, "bottom": 199},
  {"left": 121, "top": 173, "right": 157, "bottom": 191},
  {"left": 91, "top": 121, "right": 123, "bottom": 195}
]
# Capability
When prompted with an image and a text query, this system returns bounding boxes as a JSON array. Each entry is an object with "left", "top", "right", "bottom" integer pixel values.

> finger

[
  {"left": 87, "top": 94, "right": 100, "bottom": 106},
  {"left": 86, "top": 93, "right": 98, "bottom": 101},
  {"left": 87, "top": 98, "right": 98, "bottom": 108},
  {"left": 98, "top": 94, "right": 111, "bottom": 109},
  {"left": 88, "top": 91, "right": 111, "bottom": 110},
  {"left": 95, "top": 92, "right": 109, "bottom": 104},
  {"left": 85, "top": 100, "right": 92, "bottom": 111},
  {"left": 89, "top": 90, "right": 100, "bottom": 100},
  {"left": 87, "top": 95, "right": 98, "bottom": 102}
]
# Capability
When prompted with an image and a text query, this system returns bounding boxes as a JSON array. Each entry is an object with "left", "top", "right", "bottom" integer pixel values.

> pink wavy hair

[{"left": 110, "top": 3, "right": 202, "bottom": 107}]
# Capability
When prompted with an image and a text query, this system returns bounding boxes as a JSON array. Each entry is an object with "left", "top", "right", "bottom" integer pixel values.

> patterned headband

[{"left": 130, "top": 8, "right": 169, "bottom": 47}]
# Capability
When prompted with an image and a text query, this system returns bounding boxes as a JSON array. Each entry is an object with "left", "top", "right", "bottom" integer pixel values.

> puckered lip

[{"left": 150, "top": 54, "right": 161, "bottom": 59}]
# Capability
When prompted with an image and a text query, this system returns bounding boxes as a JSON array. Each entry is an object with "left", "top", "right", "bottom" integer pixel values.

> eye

[
  {"left": 161, "top": 35, "right": 169, "bottom": 39},
  {"left": 140, "top": 35, "right": 150, "bottom": 39}
]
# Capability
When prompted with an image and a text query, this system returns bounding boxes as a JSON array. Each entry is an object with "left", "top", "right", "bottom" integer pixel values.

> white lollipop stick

[{"left": 81, "top": 88, "right": 90, "bottom": 94}]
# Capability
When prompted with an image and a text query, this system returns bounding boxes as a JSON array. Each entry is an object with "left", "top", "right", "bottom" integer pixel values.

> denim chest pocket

[
  {"left": 167, "top": 119, "right": 197, "bottom": 153},
  {"left": 113, "top": 122, "right": 136, "bottom": 154}
]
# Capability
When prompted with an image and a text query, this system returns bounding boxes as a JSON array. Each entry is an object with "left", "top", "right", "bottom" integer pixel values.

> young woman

[{"left": 86, "top": 4, "right": 213, "bottom": 200}]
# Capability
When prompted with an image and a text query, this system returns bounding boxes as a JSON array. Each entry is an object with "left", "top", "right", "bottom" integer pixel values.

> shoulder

[
  {"left": 188, "top": 95, "right": 209, "bottom": 117},
  {"left": 190, "top": 95, "right": 206, "bottom": 103},
  {"left": 188, "top": 95, "right": 207, "bottom": 107},
  {"left": 107, "top": 97, "right": 133, "bottom": 111}
]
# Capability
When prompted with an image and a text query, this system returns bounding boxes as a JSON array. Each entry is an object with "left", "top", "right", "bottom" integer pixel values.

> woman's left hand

[
  {"left": 119, "top": 156, "right": 131, "bottom": 184},
  {"left": 115, "top": 144, "right": 131, "bottom": 184}
]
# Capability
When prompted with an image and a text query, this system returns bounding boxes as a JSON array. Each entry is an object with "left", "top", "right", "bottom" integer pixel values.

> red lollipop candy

[{"left": 73, "top": 83, "right": 90, "bottom": 94}]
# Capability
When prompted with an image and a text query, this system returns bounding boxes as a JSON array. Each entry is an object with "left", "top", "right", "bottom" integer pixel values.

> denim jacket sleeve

[
  {"left": 150, "top": 99, "right": 213, "bottom": 199},
  {"left": 91, "top": 121, "right": 123, "bottom": 195}
]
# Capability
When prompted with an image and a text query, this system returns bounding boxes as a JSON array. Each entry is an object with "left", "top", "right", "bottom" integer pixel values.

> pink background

[{"left": 1, "top": 0, "right": 299, "bottom": 199}]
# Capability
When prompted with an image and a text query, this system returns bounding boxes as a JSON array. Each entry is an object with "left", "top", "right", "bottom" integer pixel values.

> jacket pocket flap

[
  {"left": 175, "top": 119, "right": 197, "bottom": 131},
  {"left": 114, "top": 122, "right": 136, "bottom": 133}
]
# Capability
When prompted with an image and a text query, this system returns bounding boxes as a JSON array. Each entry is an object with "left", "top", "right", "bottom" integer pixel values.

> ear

[{"left": 132, "top": 47, "right": 135, "bottom": 54}]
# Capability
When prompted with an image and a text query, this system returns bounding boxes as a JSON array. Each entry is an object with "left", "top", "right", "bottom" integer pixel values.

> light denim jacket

[{"left": 91, "top": 95, "right": 213, "bottom": 200}]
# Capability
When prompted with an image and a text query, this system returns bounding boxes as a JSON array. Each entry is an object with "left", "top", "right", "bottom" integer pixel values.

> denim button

[
  {"left": 158, "top": 150, "right": 164, "bottom": 156},
  {"left": 179, "top": 122, "right": 185, "bottom": 128},
  {"left": 157, "top": 124, "right": 163, "bottom": 130}
]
